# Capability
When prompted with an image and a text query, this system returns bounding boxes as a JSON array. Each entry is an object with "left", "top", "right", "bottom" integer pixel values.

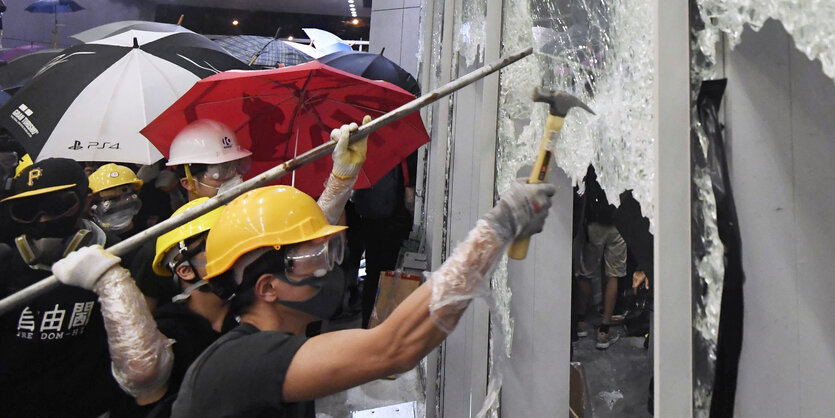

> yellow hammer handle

[{"left": 507, "top": 114, "right": 564, "bottom": 260}]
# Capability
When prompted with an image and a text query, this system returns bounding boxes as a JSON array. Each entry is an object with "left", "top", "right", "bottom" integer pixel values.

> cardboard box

[{"left": 368, "top": 271, "right": 423, "bottom": 328}]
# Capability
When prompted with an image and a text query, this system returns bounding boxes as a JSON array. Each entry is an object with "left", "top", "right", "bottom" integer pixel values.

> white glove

[
  {"left": 483, "top": 180, "right": 557, "bottom": 241},
  {"left": 331, "top": 115, "right": 372, "bottom": 179},
  {"left": 53, "top": 245, "right": 122, "bottom": 291}
]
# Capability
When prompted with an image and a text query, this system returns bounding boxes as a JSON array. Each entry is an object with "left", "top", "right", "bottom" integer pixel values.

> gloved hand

[
  {"left": 483, "top": 179, "right": 557, "bottom": 241},
  {"left": 52, "top": 245, "right": 122, "bottom": 291},
  {"left": 331, "top": 115, "right": 372, "bottom": 179}
]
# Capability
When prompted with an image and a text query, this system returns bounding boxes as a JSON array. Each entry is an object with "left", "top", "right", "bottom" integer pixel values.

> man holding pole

[
  {"left": 46, "top": 116, "right": 374, "bottom": 416},
  {"left": 0, "top": 158, "right": 122, "bottom": 417}
]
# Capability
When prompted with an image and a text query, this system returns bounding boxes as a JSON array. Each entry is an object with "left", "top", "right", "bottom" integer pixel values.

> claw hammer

[{"left": 508, "top": 87, "right": 595, "bottom": 260}]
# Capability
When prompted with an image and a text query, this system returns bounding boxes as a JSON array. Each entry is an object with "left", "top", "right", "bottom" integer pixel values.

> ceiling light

[{"left": 348, "top": 0, "right": 354, "bottom": 3}]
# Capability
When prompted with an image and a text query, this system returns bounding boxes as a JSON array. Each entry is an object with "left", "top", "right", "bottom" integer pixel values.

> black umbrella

[
  {"left": 318, "top": 49, "right": 420, "bottom": 96},
  {"left": 0, "top": 30, "right": 248, "bottom": 164},
  {"left": 214, "top": 35, "right": 314, "bottom": 68},
  {"left": 0, "top": 48, "right": 63, "bottom": 94}
]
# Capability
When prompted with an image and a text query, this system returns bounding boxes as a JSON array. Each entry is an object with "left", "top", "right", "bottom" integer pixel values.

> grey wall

[
  {"left": 368, "top": 0, "right": 420, "bottom": 77},
  {"left": 501, "top": 166, "right": 572, "bottom": 417},
  {"left": 2, "top": 0, "right": 154, "bottom": 48},
  {"left": 724, "top": 19, "right": 835, "bottom": 417}
]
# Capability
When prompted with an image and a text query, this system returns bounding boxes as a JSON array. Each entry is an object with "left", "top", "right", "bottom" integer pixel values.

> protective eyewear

[
  {"left": 91, "top": 191, "right": 141, "bottom": 219},
  {"left": 8, "top": 190, "right": 80, "bottom": 224},
  {"left": 202, "top": 158, "right": 251, "bottom": 182},
  {"left": 168, "top": 239, "right": 207, "bottom": 274},
  {"left": 284, "top": 233, "right": 345, "bottom": 280}
]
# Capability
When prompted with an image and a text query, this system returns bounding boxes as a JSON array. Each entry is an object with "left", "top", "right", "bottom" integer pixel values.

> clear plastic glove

[
  {"left": 483, "top": 180, "right": 557, "bottom": 241},
  {"left": 428, "top": 181, "right": 556, "bottom": 333},
  {"left": 53, "top": 245, "right": 122, "bottom": 291},
  {"left": 331, "top": 115, "right": 372, "bottom": 179}
]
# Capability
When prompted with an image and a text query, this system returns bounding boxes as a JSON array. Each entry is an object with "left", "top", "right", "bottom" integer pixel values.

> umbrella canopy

[
  {"left": 0, "top": 30, "right": 248, "bottom": 165},
  {"left": 283, "top": 41, "right": 324, "bottom": 59},
  {"left": 214, "top": 35, "right": 314, "bottom": 68},
  {"left": 25, "top": 0, "right": 83, "bottom": 13},
  {"left": 141, "top": 61, "right": 430, "bottom": 197},
  {"left": 71, "top": 20, "right": 192, "bottom": 43},
  {"left": 302, "top": 28, "right": 353, "bottom": 55},
  {"left": 318, "top": 50, "right": 420, "bottom": 96},
  {"left": 0, "top": 48, "right": 62, "bottom": 93},
  {"left": 0, "top": 45, "right": 50, "bottom": 62}
]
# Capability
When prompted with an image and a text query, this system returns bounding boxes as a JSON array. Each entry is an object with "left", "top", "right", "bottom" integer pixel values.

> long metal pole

[{"left": 0, "top": 46, "right": 533, "bottom": 316}]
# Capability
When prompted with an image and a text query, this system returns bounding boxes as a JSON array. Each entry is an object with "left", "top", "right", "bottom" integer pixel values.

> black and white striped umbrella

[{"left": 0, "top": 29, "right": 248, "bottom": 165}]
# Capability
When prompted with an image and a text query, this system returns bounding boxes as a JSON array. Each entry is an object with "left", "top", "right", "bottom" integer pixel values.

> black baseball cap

[{"left": 1, "top": 157, "right": 89, "bottom": 202}]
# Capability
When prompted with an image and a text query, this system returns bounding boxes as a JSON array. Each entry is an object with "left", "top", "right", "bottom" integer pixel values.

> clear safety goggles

[
  {"left": 201, "top": 158, "right": 251, "bottom": 182},
  {"left": 91, "top": 190, "right": 141, "bottom": 219},
  {"left": 284, "top": 232, "right": 345, "bottom": 280}
]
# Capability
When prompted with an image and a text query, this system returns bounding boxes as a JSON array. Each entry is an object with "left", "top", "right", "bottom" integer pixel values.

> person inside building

[
  {"left": 49, "top": 117, "right": 375, "bottom": 416},
  {"left": 167, "top": 119, "right": 253, "bottom": 201},
  {"left": 88, "top": 163, "right": 145, "bottom": 239},
  {"left": 0, "top": 158, "right": 122, "bottom": 417},
  {"left": 165, "top": 171, "right": 556, "bottom": 414},
  {"left": 575, "top": 165, "right": 628, "bottom": 350}
]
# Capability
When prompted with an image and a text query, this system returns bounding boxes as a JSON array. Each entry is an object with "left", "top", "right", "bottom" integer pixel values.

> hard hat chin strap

[{"left": 183, "top": 164, "right": 197, "bottom": 191}]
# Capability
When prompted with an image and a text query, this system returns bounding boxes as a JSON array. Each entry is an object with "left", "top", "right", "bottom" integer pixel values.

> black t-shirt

[
  {"left": 0, "top": 243, "right": 121, "bottom": 417},
  {"left": 172, "top": 323, "right": 312, "bottom": 418},
  {"left": 111, "top": 303, "right": 239, "bottom": 418}
]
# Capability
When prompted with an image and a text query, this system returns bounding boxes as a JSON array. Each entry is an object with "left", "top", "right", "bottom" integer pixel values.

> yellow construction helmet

[
  {"left": 153, "top": 198, "right": 226, "bottom": 276},
  {"left": 88, "top": 163, "right": 144, "bottom": 194},
  {"left": 14, "top": 154, "right": 33, "bottom": 178},
  {"left": 204, "top": 186, "right": 346, "bottom": 280}
]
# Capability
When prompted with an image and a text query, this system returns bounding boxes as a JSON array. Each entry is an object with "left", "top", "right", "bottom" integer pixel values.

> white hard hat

[{"left": 166, "top": 119, "right": 252, "bottom": 166}]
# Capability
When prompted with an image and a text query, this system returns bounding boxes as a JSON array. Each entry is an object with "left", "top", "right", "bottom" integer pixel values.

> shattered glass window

[
  {"left": 695, "top": 0, "right": 835, "bottom": 80},
  {"left": 488, "top": 0, "right": 657, "bottom": 416},
  {"left": 690, "top": 1, "right": 835, "bottom": 416}
]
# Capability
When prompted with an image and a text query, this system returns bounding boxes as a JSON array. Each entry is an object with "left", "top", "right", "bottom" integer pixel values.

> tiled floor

[{"left": 572, "top": 323, "right": 653, "bottom": 417}]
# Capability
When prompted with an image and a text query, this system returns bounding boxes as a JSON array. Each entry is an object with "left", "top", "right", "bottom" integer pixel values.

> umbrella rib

[{"left": 287, "top": 71, "right": 315, "bottom": 140}]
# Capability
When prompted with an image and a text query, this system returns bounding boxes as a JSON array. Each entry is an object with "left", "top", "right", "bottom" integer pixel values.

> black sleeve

[
  {"left": 128, "top": 240, "right": 178, "bottom": 303},
  {"left": 0, "top": 243, "right": 12, "bottom": 297},
  {"left": 405, "top": 151, "right": 418, "bottom": 188}
]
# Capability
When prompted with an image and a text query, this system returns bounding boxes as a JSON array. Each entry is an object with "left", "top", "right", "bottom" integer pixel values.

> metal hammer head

[{"left": 532, "top": 87, "right": 596, "bottom": 118}]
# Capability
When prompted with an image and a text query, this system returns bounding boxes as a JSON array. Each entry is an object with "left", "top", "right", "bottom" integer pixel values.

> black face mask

[{"left": 275, "top": 268, "right": 346, "bottom": 320}]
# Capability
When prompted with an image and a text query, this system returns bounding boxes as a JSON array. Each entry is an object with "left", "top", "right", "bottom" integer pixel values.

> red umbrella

[{"left": 141, "top": 61, "right": 430, "bottom": 196}]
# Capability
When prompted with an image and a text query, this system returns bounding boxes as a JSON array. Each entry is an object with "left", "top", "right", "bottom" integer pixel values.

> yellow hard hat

[
  {"left": 88, "top": 163, "right": 144, "bottom": 194},
  {"left": 153, "top": 197, "right": 226, "bottom": 276},
  {"left": 14, "top": 154, "right": 33, "bottom": 178},
  {"left": 204, "top": 185, "right": 346, "bottom": 280}
]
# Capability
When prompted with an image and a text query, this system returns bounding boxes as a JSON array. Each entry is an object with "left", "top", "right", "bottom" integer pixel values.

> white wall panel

[{"left": 726, "top": 19, "right": 835, "bottom": 417}]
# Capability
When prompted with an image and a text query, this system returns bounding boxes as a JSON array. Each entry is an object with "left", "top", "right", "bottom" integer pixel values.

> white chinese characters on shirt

[{"left": 15, "top": 302, "right": 95, "bottom": 340}]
